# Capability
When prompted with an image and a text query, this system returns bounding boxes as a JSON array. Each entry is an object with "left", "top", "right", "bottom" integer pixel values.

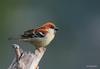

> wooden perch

[{"left": 8, "top": 44, "right": 46, "bottom": 69}]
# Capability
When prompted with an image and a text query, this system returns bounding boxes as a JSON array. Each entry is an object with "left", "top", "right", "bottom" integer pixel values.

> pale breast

[{"left": 31, "top": 29, "right": 55, "bottom": 47}]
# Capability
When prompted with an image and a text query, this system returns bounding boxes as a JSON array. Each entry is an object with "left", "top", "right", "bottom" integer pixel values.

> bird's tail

[
  {"left": 8, "top": 36, "right": 21, "bottom": 41},
  {"left": 8, "top": 36, "right": 33, "bottom": 42}
]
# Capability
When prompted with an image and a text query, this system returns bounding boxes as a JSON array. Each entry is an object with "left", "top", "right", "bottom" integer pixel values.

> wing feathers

[{"left": 21, "top": 28, "right": 48, "bottom": 39}]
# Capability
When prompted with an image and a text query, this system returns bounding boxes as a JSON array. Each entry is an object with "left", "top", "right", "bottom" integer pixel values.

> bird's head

[{"left": 41, "top": 21, "right": 59, "bottom": 31}]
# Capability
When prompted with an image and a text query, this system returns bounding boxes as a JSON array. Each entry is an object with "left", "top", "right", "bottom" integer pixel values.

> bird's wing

[
  {"left": 21, "top": 29, "right": 34, "bottom": 38},
  {"left": 21, "top": 28, "right": 48, "bottom": 39},
  {"left": 35, "top": 28, "right": 48, "bottom": 38}
]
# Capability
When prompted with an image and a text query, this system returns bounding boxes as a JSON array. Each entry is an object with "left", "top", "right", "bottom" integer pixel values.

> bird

[{"left": 20, "top": 21, "right": 58, "bottom": 49}]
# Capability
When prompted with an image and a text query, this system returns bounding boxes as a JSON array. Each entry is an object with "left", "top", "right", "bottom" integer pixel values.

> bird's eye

[{"left": 50, "top": 25, "right": 55, "bottom": 29}]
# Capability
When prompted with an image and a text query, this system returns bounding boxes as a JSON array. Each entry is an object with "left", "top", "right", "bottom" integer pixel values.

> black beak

[{"left": 55, "top": 27, "right": 59, "bottom": 31}]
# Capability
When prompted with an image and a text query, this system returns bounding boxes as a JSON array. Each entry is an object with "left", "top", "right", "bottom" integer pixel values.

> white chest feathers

[{"left": 31, "top": 29, "right": 55, "bottom": 47}]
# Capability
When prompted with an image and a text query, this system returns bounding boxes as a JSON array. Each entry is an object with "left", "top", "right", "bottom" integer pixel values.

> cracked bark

[{"left": 8, "top": 44, "right": 46, "bottom": 69}]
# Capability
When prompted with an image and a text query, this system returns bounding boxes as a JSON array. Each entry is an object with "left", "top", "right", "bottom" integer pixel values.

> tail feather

[{"left": 8, "top": 37, "right": 21, "bottom": 41}]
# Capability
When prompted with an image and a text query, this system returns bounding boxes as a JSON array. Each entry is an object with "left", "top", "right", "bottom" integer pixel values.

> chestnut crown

[{"left": 41, "top": 21, "right": 58, "bottom": 31}]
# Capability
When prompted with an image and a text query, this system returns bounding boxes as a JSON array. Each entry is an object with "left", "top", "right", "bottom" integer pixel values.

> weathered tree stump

[{"left": 8, "top": 44, "right": 46, "bottom": 69}]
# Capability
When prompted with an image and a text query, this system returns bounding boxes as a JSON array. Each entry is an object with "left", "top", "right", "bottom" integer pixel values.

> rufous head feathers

[{"left": 41, "top": 21, "right": 58, "bottom": 30}]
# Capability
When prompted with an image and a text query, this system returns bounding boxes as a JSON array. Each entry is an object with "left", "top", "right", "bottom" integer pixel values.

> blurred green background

[{"left": 1, "top": 0, "right": 100, "bottom": 69}]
